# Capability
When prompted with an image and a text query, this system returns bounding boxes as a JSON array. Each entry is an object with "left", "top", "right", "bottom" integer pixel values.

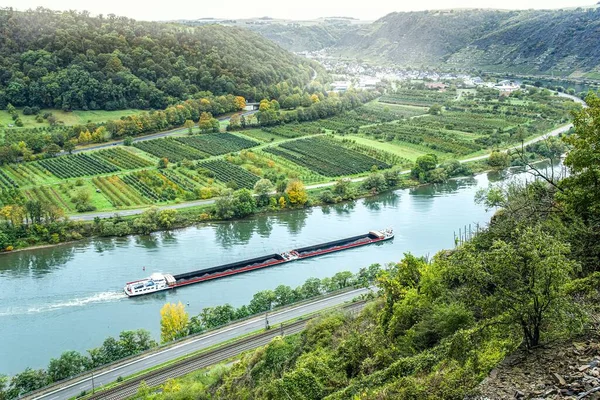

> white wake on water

[{"left": 0, "top": 291, "right": 127, "bottom": 316}]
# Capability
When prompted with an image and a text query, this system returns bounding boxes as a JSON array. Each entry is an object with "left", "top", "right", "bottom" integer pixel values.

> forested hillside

[
  {"left": 0, "top": 9, "right": 314, "bottom": 110},
  {"left": 245, "top": 22, "right": 353, "bottom": 52}
]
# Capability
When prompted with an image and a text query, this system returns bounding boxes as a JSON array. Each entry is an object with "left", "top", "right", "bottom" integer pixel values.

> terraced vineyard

[
  {"left": 92, "top": 176, "right": 147, "bottom": 207},
  {"left": 1, "top": 164, "right": 51, "bottom": 186},
  {"left": 0, "top": 189, "right": 23, "bottom": 207},
  {"left": 198, "top": 160, "right": 260, "bottom": 189},
  {"left": 264, "top": 137, "right": 390, "bottom": 176},
  {"left": 379, "top": 89, "right": 457, "bottom": 107},
  {"left": 175, "top": 134, "right": 258, "bottom": 156},
  {"left": 261, "top": 124, "right": 323, "bottom": 139},
  {"left": 92, "top": 148, "right": 153, "bottom": 170},
  {"left": 133, "top": 138, "right": 207, "bottom": 162},
  {"left": 23, "top": 185, "right": 74, "bottom": 211},
  {"left": 362, "top": 123, "right": 483, "bottom": 156},
  {"left": 37, "top": 154, "right": 119, "bottom": 178},
  {"left": 123, "top": 170, "right": 188, "bottom": 201},
  {"left": 0, "top": 169, "right": 18, "bottom": 189}
]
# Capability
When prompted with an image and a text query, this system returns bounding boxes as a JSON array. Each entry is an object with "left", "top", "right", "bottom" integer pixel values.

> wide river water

[{"left": 0, "top": 166, "right": 546, "bottom": 375}]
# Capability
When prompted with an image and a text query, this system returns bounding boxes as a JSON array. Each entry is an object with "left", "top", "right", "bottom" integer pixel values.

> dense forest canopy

[{"left": 0, "top": 8, "right": 315, "bottom": 110}]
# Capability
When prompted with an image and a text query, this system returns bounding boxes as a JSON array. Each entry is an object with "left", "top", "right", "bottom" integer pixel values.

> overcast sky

[{"left": 4, "top": 0, "right": 594, "bottom": 21}]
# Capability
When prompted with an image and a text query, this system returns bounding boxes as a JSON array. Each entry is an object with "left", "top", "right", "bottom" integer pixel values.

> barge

[{"left": 124, "top": 229, "right": 393, "bottom": 297}]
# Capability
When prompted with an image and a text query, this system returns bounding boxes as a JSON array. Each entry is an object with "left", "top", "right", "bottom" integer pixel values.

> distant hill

[
  {"left": 333, "top": 9, "right": 600, "bottom": 76},
  {"left": 0, "top": 9, "right": 314, "bottom": 110},
  {"left": 177, "top": 18, "right": 361, "bottom": 53},
  {"left": 220, "top": 9, "right": 600, "bottom": 78}
]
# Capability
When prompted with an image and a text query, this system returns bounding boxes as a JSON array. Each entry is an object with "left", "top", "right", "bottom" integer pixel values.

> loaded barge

[{"left": 124, "top": 229, "right": 393, "bottom": 297}]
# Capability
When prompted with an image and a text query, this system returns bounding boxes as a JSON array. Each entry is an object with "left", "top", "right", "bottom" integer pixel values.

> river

[{"left": 0, "top": 166, "right": 546, "bottom": 375}]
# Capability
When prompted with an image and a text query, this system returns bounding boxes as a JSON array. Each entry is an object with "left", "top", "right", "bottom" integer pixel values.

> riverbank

[{"left": 0, "top": 146, "right": 557, "bottom": 255}]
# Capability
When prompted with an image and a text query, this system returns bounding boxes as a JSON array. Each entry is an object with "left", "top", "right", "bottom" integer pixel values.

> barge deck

[{"left": 124, "top": 229, "right": 393, "bottom": 297}]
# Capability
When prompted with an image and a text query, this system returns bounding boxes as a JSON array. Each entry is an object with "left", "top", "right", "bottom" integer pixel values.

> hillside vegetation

[{"left": 0, "top": 9, "right": 314, "bottom": 110}]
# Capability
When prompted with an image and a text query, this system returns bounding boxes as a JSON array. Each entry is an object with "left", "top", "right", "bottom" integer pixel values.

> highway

[{"left": 27, "top": 288, "right": 369, "bottom": 400}]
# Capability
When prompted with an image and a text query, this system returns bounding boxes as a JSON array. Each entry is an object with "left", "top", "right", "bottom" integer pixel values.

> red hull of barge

[{"left": 172, "top": 234, "right": 391, "bottom": 288}]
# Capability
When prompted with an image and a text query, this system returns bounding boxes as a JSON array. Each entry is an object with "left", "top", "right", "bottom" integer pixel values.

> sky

[{"left": 3, "top": 0, "right": 595, "bottom": 21}]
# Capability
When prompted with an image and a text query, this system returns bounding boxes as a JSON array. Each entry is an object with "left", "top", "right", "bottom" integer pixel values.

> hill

[
  {"left": 0, "top": 9, "right": 315, "bottom": 111},
  {"left": 334, "top": 8, "right": 600, "bottom": 76},
  {"left": 229, "top": 9, "right": 600, "bottom": 77},
  {"left": 176, "top": 18, "right": 362, "bottom": 52}
]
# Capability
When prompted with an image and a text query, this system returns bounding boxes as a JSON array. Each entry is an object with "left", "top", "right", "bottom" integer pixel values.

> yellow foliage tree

[
  {"left": 78, "top": 130, "right": 92, "bottom": 144},
  {"left": 285, "top": 180, "right": 308, "bottom": 206},
  {"left": 279, "top": 196, "right": 286, "bottom": 209},
  {"left": 310, "top": 94, "right": 320, "bottom": 103},
  {"left": 234, "top": 96, "right": 246, "bottom": 110},
  {"left": 160, "top": 302, "right": 189, "bottom": 343}
]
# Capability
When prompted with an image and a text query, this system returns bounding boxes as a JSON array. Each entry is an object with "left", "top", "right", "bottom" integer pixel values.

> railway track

[{"left": 86, "top": 300, "right": 366, "bottom": 400}]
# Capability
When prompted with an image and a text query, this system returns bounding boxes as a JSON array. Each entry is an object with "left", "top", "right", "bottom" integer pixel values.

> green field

[{"left": 0, "top": 108, "right": 143, "bottom": 129}]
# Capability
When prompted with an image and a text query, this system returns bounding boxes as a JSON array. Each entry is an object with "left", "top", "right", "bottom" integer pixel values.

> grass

[{"left": 0, "top": 108, "right": 143, "bottom": 130}]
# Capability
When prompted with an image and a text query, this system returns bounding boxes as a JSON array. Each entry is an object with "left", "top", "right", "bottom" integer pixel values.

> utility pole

[
  {"left": 91, "top": 370, "right": 95, "bottom": 394},
  {"left": 265, "top": 311, "right": 270, "bottom": 330}
]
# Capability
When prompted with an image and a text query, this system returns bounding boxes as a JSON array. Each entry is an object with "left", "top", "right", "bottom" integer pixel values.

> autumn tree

[
  {"left": 234, "top": 96, "right": 246, "bottom": 110},
  {"left": 198, "top": 112, "right": 215, "bottom": 133},
  {"left": 160, "top": 302, "right": 189, "bottom": 343},
  {"left": 285, "top": 180, "right": 308, "bottom": 206}
]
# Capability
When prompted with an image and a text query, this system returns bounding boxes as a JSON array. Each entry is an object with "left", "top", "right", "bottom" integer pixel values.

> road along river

[{"left": 0, "top": 164, "right": 559, "bottom": 375}]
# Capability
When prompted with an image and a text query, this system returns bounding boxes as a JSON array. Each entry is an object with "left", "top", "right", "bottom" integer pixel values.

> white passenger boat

[{"left": 124, "top": 272, "right": 176, "bottom": 297}]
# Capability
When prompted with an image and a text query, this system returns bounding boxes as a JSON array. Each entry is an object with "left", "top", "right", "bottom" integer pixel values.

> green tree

[
  {"left": 249, "top": 290, "right": 275, "bottom": 314},
  {"left": 462, "top": 227, "right": 577, "bottom": 348},
  {"left": 361, "top": 173, "right": 387, "bottom": 194},
  {"left": 487, "top": 151, "right": 509, "bottom": 170},
  {"left": 428, "top": 104, "right": 443, "bottom": 115},
  {"left": 183, "top": 119, "right": 194, "bottom": 134},
  {"left": 62, "top": 140, "right": 76, "bottom": 155},
  {"left": 43, "top": 143, "right": 61, "bottom": 157},
  {"left": 411, "top": 154, "right": 438, "bottom": 182},
  {"left": 9, "top": 368, "right": 48, "bottom": 398},
  {"left": 253, "top": 178, "right": 274, "bottom": 206},
  {"left": 562, "top": 93, "right": 600, "bottom": 221},
  {"left": 157, "top": 157, "right": 169, "bottom": 169},
  {"left": 233, "top": 189, "right": 257, "bottom": 218},
  {"left": 274, "top": 285, "right": 297, "bottom": 307},
  {"left": 47, "top": 351, "right": 88, "bottom": 382}
]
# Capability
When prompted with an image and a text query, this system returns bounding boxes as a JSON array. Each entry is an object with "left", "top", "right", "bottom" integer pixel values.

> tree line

[{"left": 160, "top": 265, "right": 382, "bottom": 343}]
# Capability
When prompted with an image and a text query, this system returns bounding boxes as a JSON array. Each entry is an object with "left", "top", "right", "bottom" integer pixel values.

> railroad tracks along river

[{"left": 85, "top": 300, "right": 366, "bottom": 400}]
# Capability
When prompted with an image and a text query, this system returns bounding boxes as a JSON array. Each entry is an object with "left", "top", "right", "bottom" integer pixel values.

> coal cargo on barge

[{"left": 124, "top": 229, "right": 394, "bottom": 297}]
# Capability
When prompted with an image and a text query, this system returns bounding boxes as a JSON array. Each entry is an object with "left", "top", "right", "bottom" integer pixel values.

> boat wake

[{"left": 0, "top": 291, "right": 127, "bottom": 316}]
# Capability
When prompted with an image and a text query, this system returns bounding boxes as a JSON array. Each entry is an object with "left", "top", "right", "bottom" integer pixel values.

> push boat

[{"left": 124, "top": 229, "right": 394, "bottom": 297}]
